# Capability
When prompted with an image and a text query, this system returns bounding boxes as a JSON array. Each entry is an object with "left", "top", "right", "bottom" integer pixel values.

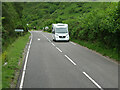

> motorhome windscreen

[{"left": 55, "top": 28, "right": 67, "bottom": 33}]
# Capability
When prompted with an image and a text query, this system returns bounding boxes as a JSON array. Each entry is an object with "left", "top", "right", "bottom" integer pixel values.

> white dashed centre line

[
  {"left": 46, "top": 37, "right": 49, "bottom": 40},
  {"left": 83, "top": 72, "right": 103, "bottom": 90},
  {"left": 37, "top": 32, "right": 104, "bottom": 90},
  {"left": 48, "top": 40, "right": 51, "bottom": 42},
  {"left": 64, "top": 55, "right": 76, "bottom": 65},
  {"left": 42, "top": 34, "right": 52, "bottom": 42},
  {"left": 38, "top": 38, "right": 40, "bottom": 40},
  {"left": 51, "top": 43, "right": 55, "bottom": 46},
  {"left": 56, "top": 47, "right": 62, "bottom": 52}
]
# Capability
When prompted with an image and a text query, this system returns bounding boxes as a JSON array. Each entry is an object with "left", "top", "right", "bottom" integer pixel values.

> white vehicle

[{"left": 52, "top": 23, "right": 69, "bottom": 41}]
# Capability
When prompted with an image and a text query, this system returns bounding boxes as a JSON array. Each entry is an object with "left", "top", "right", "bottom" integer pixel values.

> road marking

[
  {"left": 44, "top": 35, "right": 47, "bottom": 38},
  {"left": 51, "top": 43, "right": 55, "bottom": 46},
  {"left": 52, "top": 35, "right": 54, "bottom": 39},
  {"left": 42, "top": 33, "right": 45, "bottom": 37},
  {"left": 38, "top": 38, "right": 40, "bottom": 40},
  {"left": 46, "top": 37, "right": 49, "bottom": 40},
  {"left": 19, "top": 71, "right": 25, "bottom": 89},
  {"left": 42, "top": 33, "right": 51, "bottom": 42},
  {"left": 64, "top": 55, "right": 76, "bottom": 65},
  {"left": 83, "top": 72, "right": 103, "bottom": 90},
  {"left": 19, "top": 31, "right": 33, "bottom": 88},
  {"left": 70, "top": 41, "right": 76, "bottom": 45},
  {"left": 48, "top": 40, "right": 51, "bottom": 42},
  {"left": 56, "top": 47, "right": 62, "bottom": 52}
]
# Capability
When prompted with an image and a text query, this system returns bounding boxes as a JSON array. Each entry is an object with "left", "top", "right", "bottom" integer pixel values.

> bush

[{"left": 2, "top": 51, "right": 7, "bottom": 65}]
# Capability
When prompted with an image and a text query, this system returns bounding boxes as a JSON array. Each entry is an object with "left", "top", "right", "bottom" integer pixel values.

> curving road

[{"left": 19, "top": 31, "right": 118, "bottom": 89}]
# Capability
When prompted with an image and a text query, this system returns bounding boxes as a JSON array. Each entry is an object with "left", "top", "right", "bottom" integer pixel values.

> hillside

[
  {"left": 22, "top": 2, "right": 120, "bottom": 60},
  {"left": 1, "top": 2, "right": 120, "bottom": 88},
  {"left": 2, "top": 2, "right": 120, "bottom": 59},
  {"left": 2, "top": 2, "right": 28, "bottom": 50}
]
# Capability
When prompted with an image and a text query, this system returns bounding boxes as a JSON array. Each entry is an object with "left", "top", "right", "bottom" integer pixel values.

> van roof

[{"left": 52, "top": 23, "right": 68, "bottom": 27}]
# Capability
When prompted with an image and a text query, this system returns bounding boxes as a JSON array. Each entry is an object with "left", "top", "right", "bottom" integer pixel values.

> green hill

[
  {"left": 23, "top": 2, "right": 120, "bottom": 49},
  {"left": 2, "top": 2, "right": 120, "bottom": 60},
  {"left": 1, "top": 2, "right": 120, "bottom": 88}
]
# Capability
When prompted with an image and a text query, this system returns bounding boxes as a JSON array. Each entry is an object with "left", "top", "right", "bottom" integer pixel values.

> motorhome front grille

[{"left": 59, "top": 36, "right": 66, "bottom": 38}]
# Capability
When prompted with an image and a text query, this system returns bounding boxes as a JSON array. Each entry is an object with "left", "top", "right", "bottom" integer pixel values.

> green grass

[
  {"left": 1, "top": 32, "right": 30, "bottom": 88},
  {"left": 71, "top": 39, "right": 119, "bottom": 62},
  {"left": 43, "top": 30, "right": 51, "bottom": 33}
]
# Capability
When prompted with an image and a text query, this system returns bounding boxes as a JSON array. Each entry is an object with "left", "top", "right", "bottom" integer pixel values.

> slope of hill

[
  {"left": 2, "top": 2, "right": 28, "bottom": 50},
  {"left": 1, "top": 2, "right": 120, "bottom": 88},
  {"left": 23, "top": 2, "right": 120, "bottom": 60}
]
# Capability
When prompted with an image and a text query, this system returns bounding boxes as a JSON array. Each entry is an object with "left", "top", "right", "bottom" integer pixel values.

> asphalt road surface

[{"left": 19, "top": 31, "right": 118, "bottom": 89}]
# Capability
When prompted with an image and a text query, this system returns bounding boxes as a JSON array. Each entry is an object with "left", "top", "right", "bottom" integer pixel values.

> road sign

[{"left": 15, "top": 29, "right": 24, "bottom": 32}]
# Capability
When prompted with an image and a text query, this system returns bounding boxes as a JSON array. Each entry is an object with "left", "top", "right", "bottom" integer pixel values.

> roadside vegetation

[
  {"left": 23, "top": 2, "right": 120, "bottom": 61},
  {"left": 2, "top": 2, "right": 28, "bottom": 51},
  {"left": 72, "top": 39, "right": 118, "bottom": 61},
  {"left": 1, "top": 2, "right": 120, "bottom": 88},
  {"left": 2, "top": 33, "right": 30, "bottom": 88},
  {"left": 2, "top": 2, "right": 30, "bottom": 88}
]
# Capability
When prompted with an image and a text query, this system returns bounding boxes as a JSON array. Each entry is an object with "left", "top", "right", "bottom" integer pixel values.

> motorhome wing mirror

[{"left": 52, "top": 31, "right": 55, "bottom": 34}]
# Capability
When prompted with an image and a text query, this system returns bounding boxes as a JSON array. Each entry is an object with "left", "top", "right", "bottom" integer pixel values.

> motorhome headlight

[
  {"left": 66, "top": 34, "right": 68, "bottom": 36},
  {"left": 66, "top": 34, "right": 69, "bottom": 38},
  {"left": 55, "top": 34, "right": 59, "bottom": 37}
]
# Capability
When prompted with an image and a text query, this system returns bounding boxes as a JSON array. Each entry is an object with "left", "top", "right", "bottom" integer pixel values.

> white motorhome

[{"left": 52, "top": 23, "right": 69, "bottom": 41}]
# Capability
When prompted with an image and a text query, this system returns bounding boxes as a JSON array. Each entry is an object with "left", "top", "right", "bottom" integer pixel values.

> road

[{"left": 19, "top": 31, "right": 118, "bottom": 89}]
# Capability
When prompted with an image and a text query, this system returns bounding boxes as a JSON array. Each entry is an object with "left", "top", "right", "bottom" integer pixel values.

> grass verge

[
  {"left": 71, "top": 39, "right": 119, "bottom": 62},
  {"left": 1, "top": 32, "right": 30, "bottom": 88},
  {"left": 43, "top": 30, "right": 51, "bottom": 33}
]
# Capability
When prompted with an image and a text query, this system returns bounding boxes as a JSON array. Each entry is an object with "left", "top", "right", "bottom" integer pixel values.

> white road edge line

[
  {"left": 64, "top": 55, "right": 76, "bottom": 65},
  {"left": 83, "top": 72, "right": 103, "bottom": 90},
  {"left": 19, "top": 31, "right": 33, "bottom": 89},
  {"left": 56, "top": 47, "right": 62, "bottom": 52},
  {"left": 51, "top": 43, "right": 55, "bottom": 46},
  {"left": 70, "top": 41, "right": 76, "bottom": 45}
]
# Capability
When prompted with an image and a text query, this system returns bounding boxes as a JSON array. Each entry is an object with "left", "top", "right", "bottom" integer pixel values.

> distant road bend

[{"left": 19, "top": 31, "right": 118, "bottom": 89}]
